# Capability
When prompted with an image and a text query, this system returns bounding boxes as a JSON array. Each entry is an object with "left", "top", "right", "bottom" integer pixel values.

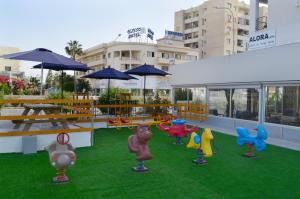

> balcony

[
  {"left": 256, "top": 16, "right": 268, "bottom": 31},
  {"left": 87, "top": 59, "right": 106, "bottom": 67},
  {"left": 120, "top": 57, "right": 140, "bottom": 65}
]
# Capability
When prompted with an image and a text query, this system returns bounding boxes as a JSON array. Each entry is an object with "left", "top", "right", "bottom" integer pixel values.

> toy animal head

[
  {"left": 134, "top": 124, "right": 152, "bottom": 144},
  {"left": 256, "top": 124, "right": 268, "bottom": 140},
  {"left": 202, "top": 128, "right": 213, "bottom": 141}
]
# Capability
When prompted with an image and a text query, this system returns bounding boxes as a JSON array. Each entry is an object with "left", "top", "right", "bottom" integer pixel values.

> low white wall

[
  {"left": 204, "top": 115, "right": 300, "bottom": 144},
  {"left": 0, "top": 132, "right": 92, "bottom": 153}
]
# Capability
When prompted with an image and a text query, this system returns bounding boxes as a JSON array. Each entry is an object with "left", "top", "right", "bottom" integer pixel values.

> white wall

[
  {"left": 268, "top": 0, "right": 300, "bottom": 29},
  {"left": 170, "top": 42, "right": 300, "bottom": 87}
]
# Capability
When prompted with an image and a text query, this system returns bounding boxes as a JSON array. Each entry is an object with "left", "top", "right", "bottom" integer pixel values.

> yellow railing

[
  {"left": 176, "top": 103, "right": 208, "bottom": 121},
  {"left": 0, "top": 99, "right": 208, "bottom": 136},
  {"left": 0, "top": 99, "right": 94, "bottom": 137}
]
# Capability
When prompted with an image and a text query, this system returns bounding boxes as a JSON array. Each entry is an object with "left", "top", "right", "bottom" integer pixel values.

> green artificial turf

[{"left": 0, "top": 127, "right": 300, "bottom": 199}]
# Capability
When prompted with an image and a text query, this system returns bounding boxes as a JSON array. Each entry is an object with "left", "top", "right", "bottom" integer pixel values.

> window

[
  {"left": 121, "top": 64, "right": 130, "bottom": 70},
  {"left": 5, "top": 66, "right": 11, "bottom": 71},
  {"left": 265, "top": 86, "right": 300, "bottom": 127},
  {"left": 227, "top": 15, "right": 232, "bottom": 23},
  {"left": 226, "top": 38, "right": 231, "bottom": 44},
  {"left": 147, "top": 51, "right": 155, "bottom": 58},
  {"left": 227, "top": 3, "right": 232, "bottom": 8},
  {"left": 175, "top": 54, "right": 181, "bottom": 60},
  {"left": 108, "top": 53, "right": 111, "bottom": 58},
  {"left": 202, "top": 29, "right": 206, "bottom": 36},
  {"left": 202, "top": 18, "right": 206, "bottom": 25},
  {"left": 226, "top": 26, "right": 232, "bottom": 33},
  {"left": 175, "top": 88, "right": 192, "bottom": 104},
  {"left": 113, "top": 51, "right": 120, "bottom": 58},
  {"left": 209, "top": 89, "right": 231, "bottom": 117},
  {"left": 161, "top": 66, "right": 169, "bottom": 71},
  {"left": 209, "top": 88, "right": 259, "bottom": 121},
  {"left": 102, "top": 54, "right": 106, "bottom": 59},
  {"left": 237, "top": 39, "right": 244, "bottom": 47},
  {"left": 162, "top": 53, "right": 169, "bottom": 59},
  {"left": 232, "top": 88, "right": 259, "bottom": 121}
]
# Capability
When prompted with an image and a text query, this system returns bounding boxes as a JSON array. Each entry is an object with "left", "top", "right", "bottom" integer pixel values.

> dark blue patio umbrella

[
  {"left": 82, "top": 67, "right": 137, "bottom": 103},
  {"left": 125, "top": 64, "right": 170, "bottom": 104},
  {"left": 0, "top": 48, "right": 89, "bottom": 97},
  {"left": 33, "top": 62, "right": 90, "bottom": 98}
]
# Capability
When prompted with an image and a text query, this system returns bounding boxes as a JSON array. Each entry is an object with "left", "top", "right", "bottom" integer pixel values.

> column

[
  {"left": 258, "top": 84, "right": 265, "bottom": 124},
  {"left": 250, "top": 0, "right": 260, "bottom": 32}
]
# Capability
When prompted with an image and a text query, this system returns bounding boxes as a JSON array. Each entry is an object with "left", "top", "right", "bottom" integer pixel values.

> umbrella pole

[
  {"left": 61, "top": 70, "right": 64, "bottom": 99},
  {"left": 144, "top": 76, "right": 146, "bottom": 104},
  {"left": 40, "top": 63, "right": 43, "bottom": 96},
  {"left": 108, "top": 79, "right": 110, "bottom": 117}
]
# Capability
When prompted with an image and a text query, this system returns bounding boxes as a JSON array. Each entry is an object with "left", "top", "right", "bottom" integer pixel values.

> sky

[{"left": 0, "top": 0, "right": 249, "bottom": 77}]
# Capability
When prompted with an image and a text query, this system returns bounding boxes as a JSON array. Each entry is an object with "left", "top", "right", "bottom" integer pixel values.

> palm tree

[{"left": 65, "top": 40, "right": 83, "bottom": 93}]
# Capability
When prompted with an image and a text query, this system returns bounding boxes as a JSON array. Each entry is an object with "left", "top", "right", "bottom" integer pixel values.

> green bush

[
  {"left": 48, "top": 91, "right": 71, "bottom": 99},
  {"left": 97, "top": 88, "right": 129, "bottom": 114}
]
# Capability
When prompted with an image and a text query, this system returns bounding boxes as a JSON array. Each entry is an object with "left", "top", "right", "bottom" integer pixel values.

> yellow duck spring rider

[{"left": 187, "top": 128, "right": 214, "bottom": 165}]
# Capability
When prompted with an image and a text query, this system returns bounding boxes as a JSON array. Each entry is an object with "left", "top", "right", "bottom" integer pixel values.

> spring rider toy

[
  {"left": 159, "top": 119, "right": 198, "bottom": 145},
  {"left": 187, "top": 128, "right": 214, "bottom": 165},
  {"left": 45, "top": 133, "right": 76, "bottom": 184},
  {"left": 236, "top": 124, "right": 268, "bottom": 157},
  {"left": 128, "top": 124, "right": 153, "bottom": 172}
]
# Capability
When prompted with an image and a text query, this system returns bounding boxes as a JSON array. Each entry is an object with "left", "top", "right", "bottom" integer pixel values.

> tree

[
  {"left": 65, "top": 40, "right": 83, "bottom": 93},
  {"left": 76, "top": 79, "right": 91, "bottom": 93},
  {"left": 65, "top": 40, "right": 83, "bottom": 59}
]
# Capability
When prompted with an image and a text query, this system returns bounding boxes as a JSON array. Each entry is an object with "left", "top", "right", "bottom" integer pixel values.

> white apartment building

[
  {"left": 0, "top": 47, "right": 23, "bottom": 78},
  {"left": 170, "top": 0, "right": 300, "bottom": 149},
  {"left": 77, "top": 37, "right": 199, "bottom": 96},
  {"left": 175, "top": 0, "right": 251, "bottom": 58}
]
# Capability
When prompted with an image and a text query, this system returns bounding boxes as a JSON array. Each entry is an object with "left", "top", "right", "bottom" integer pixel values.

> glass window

[
  {"left": 5, "top": 66, "right": 11, "bottom": 71},
  {"left": 174, "top": 88, "right": 192, "bottom": 104},
  {"left": 147, "top": 51, "right": 155, "bottom": 58},
  {"left": 113, "top": 51, "right": 120, "bottom": 58},
  {"left": 209, "top": 89, "right": 231, "bottom": 117},
  {"left": 232, "top": 88, "right": 259, "bottom": 121},
  {"left": 190, "top": 87, "right": 206, "bottom": 104},
  {"left": 265, "top": 86, "right": 300, "bottom": 126}
]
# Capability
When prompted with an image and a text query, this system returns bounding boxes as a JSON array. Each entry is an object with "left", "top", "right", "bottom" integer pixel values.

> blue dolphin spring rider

[{"left": 236, "top": 124, "right": 268, "bottom": 157}]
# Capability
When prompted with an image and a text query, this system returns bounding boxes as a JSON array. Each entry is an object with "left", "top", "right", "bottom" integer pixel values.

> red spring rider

[
  {"left": 159, "top": 119, "right": 198, "bottom": 145},
  {"left": 45, "top": 133, "right": 76, "bottom": 184}
]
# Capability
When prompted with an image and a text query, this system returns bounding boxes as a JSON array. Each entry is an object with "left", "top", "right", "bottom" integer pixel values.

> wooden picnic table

[{"left": 13, "top": 104, "right": 70, "bottom": 131}]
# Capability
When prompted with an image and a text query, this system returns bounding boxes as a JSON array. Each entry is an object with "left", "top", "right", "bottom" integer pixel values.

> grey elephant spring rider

[{"left": 46, "top": 133, "right": 76, "bottom": 184}]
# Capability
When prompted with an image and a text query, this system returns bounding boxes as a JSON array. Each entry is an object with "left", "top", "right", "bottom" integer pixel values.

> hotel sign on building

[
  {"left": 127, "top": 27, "right": 154, "bottom": 40},
  {"left": 165, "top": 30, "right": 183, "bottom": 41},
  {"left": 248, "top": 29, "right": 276, "bottom": 50}
]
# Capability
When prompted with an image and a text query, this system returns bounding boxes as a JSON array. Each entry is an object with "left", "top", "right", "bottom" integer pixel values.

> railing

[
  {"left": 0, "top": 99, "right": 94, "bottom": 137},
  {"left": 0, "top": 99, "right": 208, "bottom": 136},
  {"left": 256, "top": 16, "right": 268, "bottom": 31},
  {"left": 177, "top": 103, "right": 208, "bottom": 121}
]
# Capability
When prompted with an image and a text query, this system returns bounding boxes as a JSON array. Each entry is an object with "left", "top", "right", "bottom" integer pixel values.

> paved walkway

[{"left": 187, "top": 121, "right": 300, "bottom": 152}]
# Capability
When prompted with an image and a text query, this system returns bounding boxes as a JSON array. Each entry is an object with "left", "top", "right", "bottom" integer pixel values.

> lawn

[{"left": 0, "top": 127, "right": 300, "bottom": 199}]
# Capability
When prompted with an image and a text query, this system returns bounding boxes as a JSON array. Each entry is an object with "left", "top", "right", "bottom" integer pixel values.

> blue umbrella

[
  {"left": 125, "top": 64, "right": 170, "bottom": 104},
  {"left": 0, "top": 48, "right": 89, "bottom": 97},
  {"left": 33, "top": 62, "right": 90, "bottom": 98},
  {"left": 82, "top": 67, "right": 137, "bottom": 102}
]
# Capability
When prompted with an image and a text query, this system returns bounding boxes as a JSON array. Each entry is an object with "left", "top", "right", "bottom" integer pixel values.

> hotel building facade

[
  {"left": 0, "top": 47, "right": 24, "bottom": 78},
  {"left": 77, "top": 37, "right": 199, "bottom": 99}
]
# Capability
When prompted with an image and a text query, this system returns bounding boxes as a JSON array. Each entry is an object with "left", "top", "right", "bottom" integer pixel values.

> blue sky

[{"left": 0, "top": 0, "right": 249, "bottom": 76}]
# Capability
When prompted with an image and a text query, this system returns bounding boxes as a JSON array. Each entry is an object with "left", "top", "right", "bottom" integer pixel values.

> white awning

[{"left": 170, "top": 42, "right": 300, "bottom": 87}]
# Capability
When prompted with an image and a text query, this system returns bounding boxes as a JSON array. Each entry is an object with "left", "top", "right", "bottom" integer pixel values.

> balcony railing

[{"left": 256, "top": 16, "right": 268, "bottom": 31}]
